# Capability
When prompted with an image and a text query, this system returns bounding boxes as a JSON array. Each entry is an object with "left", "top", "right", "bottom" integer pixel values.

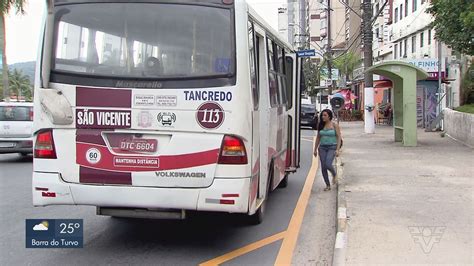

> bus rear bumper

[{"left": 32, "top": 172, "right": 250, "bottom": 214}]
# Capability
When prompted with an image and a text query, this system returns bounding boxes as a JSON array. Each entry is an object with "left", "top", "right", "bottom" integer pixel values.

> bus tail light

[
  {"left": 218, "top": 135, "right": 247, "bottom": 164},
  {"left": 34, "top": 130, "right": 57, "bottom": 159}
]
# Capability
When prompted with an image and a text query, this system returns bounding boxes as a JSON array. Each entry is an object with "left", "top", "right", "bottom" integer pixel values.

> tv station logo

[{"left": 26, "top": 219, "right": 83, "bottom": 248}]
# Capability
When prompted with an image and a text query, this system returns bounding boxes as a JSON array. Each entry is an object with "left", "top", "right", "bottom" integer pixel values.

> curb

[
  {"left": 333, "top": 157, "right": 347, "bottom": 266},
  {"left": 444, "top": 133, "right": 474, "bottom": 149}
]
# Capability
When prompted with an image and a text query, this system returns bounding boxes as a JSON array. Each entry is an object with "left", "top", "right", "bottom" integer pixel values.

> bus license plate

[{"left": 120, "top": 139, "right": 157, "bottom": 153}]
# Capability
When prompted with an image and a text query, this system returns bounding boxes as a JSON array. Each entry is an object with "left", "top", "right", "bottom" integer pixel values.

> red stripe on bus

[
  {"left": 159, "top": 150, "right": 220, "bottom": 170},
  {"left": 76, "top": 87, "right": 131, "bottom": 108},
  {"left": 76, "top": 142, "right": 220, "bottom": 172},
  {"left": 79, "top": 166, "right": 132, "bottom": 185}
]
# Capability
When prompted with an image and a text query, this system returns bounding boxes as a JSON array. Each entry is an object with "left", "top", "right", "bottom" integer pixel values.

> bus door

[
  {"left": 256, "top": 30, "right": 270, "bottom": 200},
  {"left": 285, "top": 54, "right": 301, "bottom": 171},
  {"left": 296, "top": 56, "right": 303, "bottom": 168}
]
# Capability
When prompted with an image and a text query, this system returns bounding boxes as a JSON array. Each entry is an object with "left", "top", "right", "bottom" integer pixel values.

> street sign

[
  {"left": 403, "top": 58, "right": 446, "bottom": 79},
  {"left": 297, "top": 49, "right": 316, "bottom": 57}
]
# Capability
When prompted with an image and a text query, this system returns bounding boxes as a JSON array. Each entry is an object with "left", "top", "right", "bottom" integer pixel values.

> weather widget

[{"left": 25, "top": 219, "right": 83, "bottom": 248}]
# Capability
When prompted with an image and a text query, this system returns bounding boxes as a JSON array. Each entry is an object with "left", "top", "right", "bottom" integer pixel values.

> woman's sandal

[{"left": 324, "top": 186, "right": 331, "bottom": 191}]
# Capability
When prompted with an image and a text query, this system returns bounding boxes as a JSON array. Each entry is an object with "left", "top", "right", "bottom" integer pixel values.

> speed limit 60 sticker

[
  {"left": 86, "top": 148, "right": 101, "bottom": 164},
  {"left": 196, "top": 102, "right": 225, "bottom": 129}
]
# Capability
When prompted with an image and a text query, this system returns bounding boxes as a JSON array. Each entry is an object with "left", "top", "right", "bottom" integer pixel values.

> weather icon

[{"left": 33, "top": 221, "right": 49, "bottom": 231}]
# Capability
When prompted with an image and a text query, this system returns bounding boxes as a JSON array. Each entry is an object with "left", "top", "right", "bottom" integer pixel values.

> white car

[{"left": 0, "top": 102, "right": 34, "bottom": 155}]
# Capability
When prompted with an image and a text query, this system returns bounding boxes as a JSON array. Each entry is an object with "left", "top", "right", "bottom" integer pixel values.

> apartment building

[
  {"left": 390, "top": 0, "right": 440, "bottom": 61},
  {"left": 278, "top": 5, "right": 289, "bottom": 42},
  {"left": 344, "top": 0, "right": 362, "bottom": 57},
  {"left": 277, "top": 0, "right": 309, "bottom": 49},
  {"left": 370, "top": 0, "right": 463, "bottom": 128},
  {"left": 372, "top": 0, "right": 393, "bottom": 62}
]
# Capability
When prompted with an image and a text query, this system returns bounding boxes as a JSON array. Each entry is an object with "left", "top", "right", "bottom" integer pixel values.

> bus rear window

[
  {"left": 52, "top": 3, "right": 234, "bottom": 79},
  {"left": 0, "top": 106, "right": 33, "bottom": 121}
]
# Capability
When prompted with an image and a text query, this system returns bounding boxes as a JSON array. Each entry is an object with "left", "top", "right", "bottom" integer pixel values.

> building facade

[
  {"left": 277, "top": 0, "right": 309, "bottom": 49},
  {"left": 372, "top": 0, "right": 393, "bottom": 63},
  {"left": 278, "top": 5, "right": 289, "bottom": 42},
  {"left": 369, "top": 0, "right": 464, "bottom": 128}
]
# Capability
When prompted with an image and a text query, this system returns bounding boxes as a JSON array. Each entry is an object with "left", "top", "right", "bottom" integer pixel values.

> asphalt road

[{"left": 0, "top": 129, "right": 316, "bottom": 265}]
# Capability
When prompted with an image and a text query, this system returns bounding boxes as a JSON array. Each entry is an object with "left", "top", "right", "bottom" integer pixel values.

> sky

[{"left": 6, "top": 0, "right": 285, "bottom": 64}]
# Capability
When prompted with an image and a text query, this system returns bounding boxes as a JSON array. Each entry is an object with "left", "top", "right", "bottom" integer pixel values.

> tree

[
  {"left": 1, "top": 0, "right": 27, "bottom": 100},
  {"left": 427, "top": 0, "right": 474, "bottom": 55},
  {"left": 303, "top": 60, "right": 321, "bottom": 96},
  {"left": 8, "top": 68, "right": 32, "bottom": 100},
  {"left": 333, "top": 51, "right": 361, "bottom": 82},
  {"left": 460, "top": 63, "right": 474, "bottom": 104}
]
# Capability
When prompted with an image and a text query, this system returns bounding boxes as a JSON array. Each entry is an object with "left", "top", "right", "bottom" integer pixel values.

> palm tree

[
  {"left": 9, "top": 68, "right": 31, "bottom": 101},
  {"left": 1, "top": 0, "right": 27, "bottom": 101}
]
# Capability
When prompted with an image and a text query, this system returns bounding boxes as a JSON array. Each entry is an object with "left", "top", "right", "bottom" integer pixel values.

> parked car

[
  {"left": 0, "top": 102, "right": 34, "bottom": 155},
  {"left": 300, "top": 104, "right": 318, "bottom": 130},
  {"left": 301, "top": 96, "right": 312, "bottom": 105}
]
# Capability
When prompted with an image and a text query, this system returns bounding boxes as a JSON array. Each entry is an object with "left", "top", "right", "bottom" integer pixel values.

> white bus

[{"left": 33, "top": 0, "right": 302, "bottom": 224}]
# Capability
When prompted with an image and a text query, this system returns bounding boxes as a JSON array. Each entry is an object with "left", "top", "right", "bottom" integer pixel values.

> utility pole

[
  {"left": 362, "top": 0, "right": 375, "bottom": 133},
  {"left": 327, "top": 0, "right": 332, "bottom": 90},
  {"left": 437, "top": 39, "right": 442, "bottom": 129},
  {"left": 362, "top": 0, "right": 373, "bottom": 88}
]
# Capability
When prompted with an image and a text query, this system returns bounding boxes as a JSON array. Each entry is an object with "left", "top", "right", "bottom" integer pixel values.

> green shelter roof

[{"left": 365, "top": 61, "right": 429, "bottom": 81}]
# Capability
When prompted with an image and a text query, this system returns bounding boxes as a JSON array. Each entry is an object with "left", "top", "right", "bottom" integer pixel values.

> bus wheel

[{"left": 278, "top": 174, "right": 289, "bottom": 188}]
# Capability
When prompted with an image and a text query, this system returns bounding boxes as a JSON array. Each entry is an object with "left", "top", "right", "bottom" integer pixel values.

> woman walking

[{"left": 313, "top": 109, "right": 342, "bottom": 191}]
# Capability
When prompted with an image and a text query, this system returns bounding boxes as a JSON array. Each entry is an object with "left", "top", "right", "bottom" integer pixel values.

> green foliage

[
  {"left": 1, "top": 0, "right": 28, "bottom": 100},
  {"left": 427, "top": 0, "right": 474, "bottom": 55},
  {"left": 332, "top": 52, "right": 361, "bottom": 80},
  {"left": 303, "top": 60, "right": 320, "bottom": 93},
  {"left": 0, "top": 0, "right": 27, "bottom": 15},
  {"left": 455, "top": 104, "right": 474, "bottom": 114},
  {"left": 9, "top": 61, "right": 35, "bottom": 83},
  {"left": 8, "top": 68, "right": 32, "bottom": 100},
  {"left": 460, "top": 62, "right": 474, "bottom": 104}
]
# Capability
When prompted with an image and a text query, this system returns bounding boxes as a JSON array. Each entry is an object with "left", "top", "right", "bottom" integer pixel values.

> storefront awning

[{"left": 374, "top": 80, "right": 392, "bottom": 89}]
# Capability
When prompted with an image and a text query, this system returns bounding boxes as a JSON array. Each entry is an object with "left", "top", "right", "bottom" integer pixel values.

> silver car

[{"left": 0, "top": 102, "right": 34, "bottom": 155}]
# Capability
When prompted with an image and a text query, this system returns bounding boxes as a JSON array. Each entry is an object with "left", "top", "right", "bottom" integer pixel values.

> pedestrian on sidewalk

[{"left": 313, "top": 109, "right": 342, "bottom": 191}]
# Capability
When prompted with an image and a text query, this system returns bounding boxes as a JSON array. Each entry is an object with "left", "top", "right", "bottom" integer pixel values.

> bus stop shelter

[{"left": 366, "top": 61, "right": 429, "bottom": 147}]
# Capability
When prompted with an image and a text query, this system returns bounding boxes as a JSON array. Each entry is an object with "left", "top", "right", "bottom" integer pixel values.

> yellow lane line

[
  {"left": 274, "top": 136, "right": 319, "bottom": 265},
  {"left": 199, "top": 136, "right": 318, "bottom": 266},
  {"left": 199, "top": 231, "right": 287, "bottom": 266}
]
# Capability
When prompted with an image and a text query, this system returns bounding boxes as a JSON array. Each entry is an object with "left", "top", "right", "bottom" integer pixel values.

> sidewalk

[{"left": 340, "top": 122, "right": 473, "bottom": 265}]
